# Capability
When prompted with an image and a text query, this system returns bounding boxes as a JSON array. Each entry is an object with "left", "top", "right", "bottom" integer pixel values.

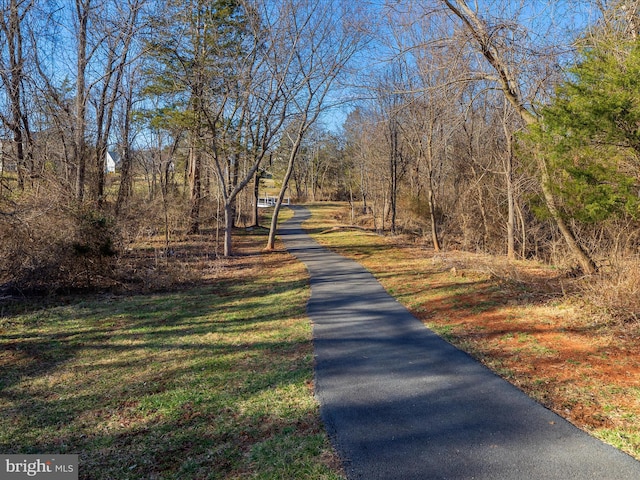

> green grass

[
  {"left": 0, "top": 231, "right": 343, "bottom": 479},
  {"left": 598, "top": 430, "right": 640, "bottom": 454},
  {"left": 427, "top": 323, "right": 457, "bottom": 342}
]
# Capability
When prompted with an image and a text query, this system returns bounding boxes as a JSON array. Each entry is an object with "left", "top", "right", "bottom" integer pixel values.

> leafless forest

[{"left": 1, "top": 0, "right": 640, "bottom": 320}]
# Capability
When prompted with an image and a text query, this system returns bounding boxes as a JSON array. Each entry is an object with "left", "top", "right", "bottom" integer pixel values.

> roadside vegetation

[
  {"left": 3, "top": 0, "right": 640, "bottom": 475},
  {"left": 304, "top": 202, "right": 640, "bottom": 460},
  {"left": 0, "top": 221, "right": 344, "bottom": 480},
  {"left": 2, "top": 199, "right": 640, "bottom": 477}
]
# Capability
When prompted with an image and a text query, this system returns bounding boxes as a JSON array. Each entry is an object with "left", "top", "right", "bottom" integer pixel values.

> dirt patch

[{"left": 388, "top": 246, "right": 640, "bottom": 456}]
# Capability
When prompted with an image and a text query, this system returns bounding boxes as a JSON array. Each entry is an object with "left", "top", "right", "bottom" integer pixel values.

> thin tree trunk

[
  {"left": 427, "top": 185, "right": 440, "bottom": 251},
  {"left": 115, "top": 87, "right": 134, "bottom": 217},
  {"left": 266, "top": 131, "right": 305, "bottom": 251},
  {"left": 505, "top": 138, "right": 515, "bottom": 260},
  {"left": 349, "top": 186, "right": 355, "bottom": 223},
  {"left": 360, "top": 161, "right": 368, "bottom": 214},
  {"left": 92, "top": 53, "right": 113, "bottom": 204},
  {"left": 516, "top": 201, "right": 527, "bottom": 259},
  {"left": 74, "top": 0, "right": 89, "bottom": 202},
  {"left": 224, "top": 202, "right": 233, "bottom": 257},
  {"left": 115, "top": 145, "right": 132, "bottom": 216},
  {"left": 389, "top": 120, "right": 399, "bottom": 234},
  {"left": 502, "top": 101, "right": 516, "bottom": 260},
  {"left": 2, "top": 0, "right": 33, "bottom": 190},
  {"left": 188, "top": 144, "right": 201, "bottom": 234},
  {"left": 424, "top": 137, "right": 441, "bottom": 251},
  {"left": 252, "top": 170, "right": 260, "bottom": 227},
  {"left": 470, "top": 164, "right": 488, "bottom": 249}
]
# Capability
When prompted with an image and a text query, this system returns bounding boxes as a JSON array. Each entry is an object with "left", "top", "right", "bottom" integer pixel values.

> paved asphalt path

[{"left": 279, "top": 206, "right": 640, "bottom": 480}]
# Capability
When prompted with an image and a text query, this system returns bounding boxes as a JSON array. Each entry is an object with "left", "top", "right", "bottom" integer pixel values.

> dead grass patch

[{"left": 578, "top": 258, "right": 640, "bottom": 326}]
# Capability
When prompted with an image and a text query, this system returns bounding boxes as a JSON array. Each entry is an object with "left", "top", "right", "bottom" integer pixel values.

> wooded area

[{"left": 1, "top": 0, "right": 640, "bottom": 322}]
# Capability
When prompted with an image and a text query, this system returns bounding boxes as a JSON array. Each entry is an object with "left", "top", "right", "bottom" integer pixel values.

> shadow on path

[{"left": 280, "top": 205, "right": 640, "bottom": 480}]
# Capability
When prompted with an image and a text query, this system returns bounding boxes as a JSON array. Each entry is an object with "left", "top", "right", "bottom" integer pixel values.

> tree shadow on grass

[{"left": 0, "top": 275, "right": 336, "bottom": 480}]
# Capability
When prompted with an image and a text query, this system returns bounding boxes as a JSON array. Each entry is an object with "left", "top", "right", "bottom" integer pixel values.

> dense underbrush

[
  {"left": 0, "top": 194, "right": 218, "bottom": 296},
  {"left": 332, "top": 202, "right": 640, "bottom": 329}
]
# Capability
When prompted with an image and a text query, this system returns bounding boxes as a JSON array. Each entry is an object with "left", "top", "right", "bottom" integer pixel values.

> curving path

[{"left": 280, "top": 206, "right": 640, "bottom": 480}]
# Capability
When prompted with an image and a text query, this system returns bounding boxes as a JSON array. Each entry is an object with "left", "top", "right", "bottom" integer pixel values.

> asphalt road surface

[{"left": 280, "top": 205, "right": 640, "bottom": 480}]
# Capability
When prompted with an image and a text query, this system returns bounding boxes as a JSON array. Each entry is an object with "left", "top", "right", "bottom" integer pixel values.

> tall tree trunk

[
  {"left": 265, "top": 180, "right": 289, "bottom": 251},
  {"left": 92, "top": 57, "right": 112, "bottom": 204},
  {"left": 94, "top": 57, "right": 126, "bottom": 204},
  {"left": 424, "top": 136, "right": 441, "bottom": 251},
  {"left": 470, "top": 164, "right": 489, "bottom": 249},
  {"left": 504, "top": 128, "right": 516, "bottom": 260},
  {"left": 223, "top": 201, "right": 233, "bottom": 257},
  {"left": 516, "top": 201, "right": 527, "bottom": 259},
  {"left": 266, "top": 130, "right": 306, "bottom": 251},
  {"left": 360, "top": 162, "right": 368, "bottom": 214},
  {"left": 1, "top": 0, "right": 33, "bottom": 190},
  {"left": 427, "top": 184, "right": 440, "bottom": 251},
  {"left": 74, "top": 0, "right": 89, "bottom": 202},
  {"left": 115, "top": 146, "right": 132, "bottom": 216},
  {"left": 389, "top": 119, "right": 399, "bottom": 234},
  {"left": 252, "top": 170, "right": 261, "bottom": 227},
  {"left": 115, "top": 95, "right": 134, "bottom": 216},
  {"left": 499, "top": 99, "right": 517, "bottom": 260}
]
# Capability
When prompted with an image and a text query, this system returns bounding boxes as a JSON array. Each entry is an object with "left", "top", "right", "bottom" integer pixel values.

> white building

[{"left": 105, "top": 151, "right": 119, "bottom": 173}]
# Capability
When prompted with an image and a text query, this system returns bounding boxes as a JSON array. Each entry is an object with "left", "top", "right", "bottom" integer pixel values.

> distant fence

[{"left": 257, "top": 195, "right": 290, "bottom": 208}]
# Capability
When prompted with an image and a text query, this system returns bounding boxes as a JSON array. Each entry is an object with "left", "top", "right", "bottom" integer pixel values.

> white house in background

[{"left": 105, "top": 150, "right": 119, "bottom": 173}]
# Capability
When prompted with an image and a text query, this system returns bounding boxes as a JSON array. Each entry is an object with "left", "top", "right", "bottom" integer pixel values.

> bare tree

[
  {"left": 343, "top": 108, "right": 373, "bottom": 215},
  {"left": 90, "top": 0, "right": 144, "bottom": 204},
  {"left": 262, "top": 0, "right": 365, "bottom": 250},
  {"left": 361, "top": 63, "right": 408, "bottom": 235},
  {"left": 343, "top": 105, "right": 392, "bottom": 232},
  {"left": 114, "top": 59, "right": 147, "bottom": 217},
  {"left": 405, "top": 48, "right": 466, "bottom": 249},
  {"left": 72, "top": 0, "right": 91, "bottom": 202},
  {"left": 206, "top": 0, "right": 290, "bottom": 255},
  {"left": 0, "top": 0, "right": 34, "bottom": 190},
  {"left": 441, "top": 0, "right": 598, "bottom": 273},
  {"left": 499, "top": 98, "right": 518, "bottom": 260}
]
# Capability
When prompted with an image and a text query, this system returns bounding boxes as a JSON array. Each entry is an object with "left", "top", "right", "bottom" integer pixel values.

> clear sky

[{"left": 320, "top": 0, "right": 606, "bottom": 133}]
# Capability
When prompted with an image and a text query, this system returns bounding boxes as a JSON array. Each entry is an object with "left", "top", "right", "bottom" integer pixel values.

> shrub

[
  {"left": 579, "top": 258, "right": 640, "bottom": 326},
  {"left": 0, "top": 197, "right": 121, "bottom": 294}
]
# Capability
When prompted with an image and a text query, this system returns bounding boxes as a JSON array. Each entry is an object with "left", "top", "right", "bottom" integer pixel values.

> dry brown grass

[
  {"left": 304, "top": 202, "right": 640, "bottom": 459},
  {"left": 0, "top": 195, "right": 119, "bottom": 293},
  {"left": 0, "top": 190, "right": 220, "bottom": 295},
  {"left": 578, "top": 258, "right": 640, "bottom": 326}
]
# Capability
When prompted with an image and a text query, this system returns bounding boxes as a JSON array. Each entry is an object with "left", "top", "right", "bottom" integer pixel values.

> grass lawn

[{"left": 0, "top": 222, "right": 344, "bottom": 479}]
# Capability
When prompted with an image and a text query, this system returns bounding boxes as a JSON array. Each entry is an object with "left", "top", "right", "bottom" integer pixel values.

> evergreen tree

[
  {"left": 144, "top": 0, "right": 249, "bottom": 234},
  {"left": 525, "top": 39, "right": 640, "bottom": 224}
]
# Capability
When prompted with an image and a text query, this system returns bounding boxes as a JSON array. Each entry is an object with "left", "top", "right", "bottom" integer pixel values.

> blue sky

[{"left": 320, "top": 0, "right": 606, "bottom": 133}]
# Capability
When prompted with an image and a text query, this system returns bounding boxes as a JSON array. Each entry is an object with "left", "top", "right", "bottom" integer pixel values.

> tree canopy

[{"left": 4, "top": 0, "right": 640, "bottom": 290}]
